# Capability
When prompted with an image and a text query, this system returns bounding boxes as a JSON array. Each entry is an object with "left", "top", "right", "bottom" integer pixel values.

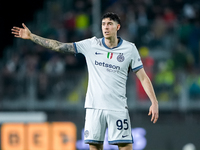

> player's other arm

[
  {"left": 11, "top": 23, "right": 75, "bottom": 53},
  {"left": 136, "top": 68, "right": 159, "bottom": 123}
]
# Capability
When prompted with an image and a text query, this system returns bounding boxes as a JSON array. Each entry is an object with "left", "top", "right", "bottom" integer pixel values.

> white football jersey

[{"left": 74, "top": 37, "right": 143, "bottom": 111}]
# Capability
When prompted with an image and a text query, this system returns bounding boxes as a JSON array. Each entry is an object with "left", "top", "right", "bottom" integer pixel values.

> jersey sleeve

[
  {"left": 73, "top": 38, "right": 92, "bottom": 55},
  {"left": 130, "top": 44, "right": 143, "bottom": 72}
]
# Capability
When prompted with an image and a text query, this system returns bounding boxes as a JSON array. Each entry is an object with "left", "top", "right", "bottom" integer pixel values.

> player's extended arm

[
  {"left": 11, "top": 23, "right": 75, "bottom": 53},
  {"left": 136, "top": 68, "right": 159, "bottom": 123}
]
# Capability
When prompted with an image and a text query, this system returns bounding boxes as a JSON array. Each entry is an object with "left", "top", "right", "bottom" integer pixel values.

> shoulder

[
  {"left": 121, "top": 39, "right": 138, "bottom": 51},
  {"left": 83, "top": 36, "right": 100, "bottom": 42},
  {"left": 122, "top": 39, "right": 136, "bottom": 48},
  {"left": 91, "top": 36, "right": 102, "bottom": 44},
  {"left": 79, "top": 36, "right": 102, "bottom": 44},
  {"left": 74, "top": 37, "right": 98, "bottom": 46}
]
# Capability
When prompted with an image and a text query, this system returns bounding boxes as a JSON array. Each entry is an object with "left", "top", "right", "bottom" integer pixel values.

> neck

[{"left": 104, "top": 36, "right": 119, "bottom": 48}]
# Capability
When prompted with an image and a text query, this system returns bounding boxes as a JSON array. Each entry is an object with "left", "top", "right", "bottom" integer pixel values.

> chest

[{"left": 86, "top": 45, "right": 132, "bottom": 71}]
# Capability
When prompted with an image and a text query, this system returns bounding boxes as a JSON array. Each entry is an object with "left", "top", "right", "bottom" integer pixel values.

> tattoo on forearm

[
  {"left": 31, "top": 34, "right": 75, "bottom": 53},
  {"left": 59, "top": 43, "right": 75, "bottom": 53}
]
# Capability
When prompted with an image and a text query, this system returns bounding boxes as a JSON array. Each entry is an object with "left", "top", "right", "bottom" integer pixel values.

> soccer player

[{"left": 11, "top": 12, "right": 159, "bottom": 150}]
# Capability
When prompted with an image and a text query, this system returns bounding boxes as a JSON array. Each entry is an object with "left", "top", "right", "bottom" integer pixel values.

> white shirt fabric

[{"left": 74, "top": 37, "right": 143, "bottom": 111}]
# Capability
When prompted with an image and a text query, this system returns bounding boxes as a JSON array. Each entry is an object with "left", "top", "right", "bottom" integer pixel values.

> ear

[{"left": 117, "top": 24, "right": 121, "bottom": 31}]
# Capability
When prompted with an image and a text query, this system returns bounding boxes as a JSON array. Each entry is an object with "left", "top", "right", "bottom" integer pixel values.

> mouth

[{"left": 104, "top": 31, "right": 109, "bottom": 35}]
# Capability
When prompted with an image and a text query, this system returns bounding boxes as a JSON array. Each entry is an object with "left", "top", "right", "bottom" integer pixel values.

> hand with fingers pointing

[{"left": 11, "top": 23, "right": 31, "bottom": 40}]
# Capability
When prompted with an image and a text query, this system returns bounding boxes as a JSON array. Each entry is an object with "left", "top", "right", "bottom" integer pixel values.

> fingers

[
  {"left": 148, "top": 104, "right": 159, "bottom": 123},
  {"left": 14, "top": 35, "right": 21, "bottom": 38},
  {"left": 153, "top": 115, "right": 159, "bottom": 123},
  {"left": 151, "top": 113, "right": 154, "bottom": 122},
  {"left": 22, "top": 23, "right": 27, "bottom": 29},
  {"left": 11, "top": 28, "right": 19, "bottom": 33},
  {"left": 151, "top": 112, "right": 159, "bottom": 124},
  {"left": 148, "top": 110, "right": 151, "bottom": 116},
  {"left": 13, "top": 26, "right": 20, "bottom": 29},
  {"left": 153, "top": 117, "right": 158, "bottom": 123},
  {"left": 11, "top": 28, "right": 19, "bottom": 36},
  {"left": 148, "top": 109, "right": 159, "bottom": 123},
  {"left": 11, "top": 27, "right": 20, "bottom": 33},
  {"left": 11, "top": 26, "right": 22, "bottom": 38}
]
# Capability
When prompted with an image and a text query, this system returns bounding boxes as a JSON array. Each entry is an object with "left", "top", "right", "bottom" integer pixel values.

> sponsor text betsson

[{"left": 95, "top": 60, "right": 120, "bottom": 70}]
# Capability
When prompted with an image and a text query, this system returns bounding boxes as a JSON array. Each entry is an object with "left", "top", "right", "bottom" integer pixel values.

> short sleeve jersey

[{"left": 74, "top": 37, "right": 143, "bottom": 111}]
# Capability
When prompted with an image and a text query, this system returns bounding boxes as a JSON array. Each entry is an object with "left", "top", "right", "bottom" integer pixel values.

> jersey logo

[
  {"left": 95, "top": 52, "right": 103, "bottom": 55},
  {"left": 84, "top": 130, "right": 89, "bottom": 138},
  {"left": 107, "top": 52, "right": 113, "bottom": 59},
  {"left": 117, "top": 53, "right": 125, "bottom": 62},
  {"left": 122, "top": 135, "right": 128, "bottom": 138}
]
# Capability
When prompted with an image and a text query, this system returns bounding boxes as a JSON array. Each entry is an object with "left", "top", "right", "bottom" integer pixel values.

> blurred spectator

[
  {"left": 149, "top": 14, "right": 167, "bottom": 48},
  {"left": 172, "top": 42, "right": 193, "bottom": 71},
  {"left": 147, "top": 4, "right": 162, "bottom": 20},
  {"left": 41, "top": 19, "right": 59, "bottom": 40},
  {"left": 187, "top": 69, "right": 200, "bottom": 100},
  {"left": 37, "top": 72, "right": 49, "bottom": 100},
  {"left": 177, "top": 18, "right": 193, "bottom": 45},
  {"left": 23, "top": 54, "right": 39, "bottom": 77},
  {"left": 154, "top": 60, "right": 175, "bottom": 101},
  {"left": 162, "top": 7, "right": 177, "bottom": 32},
  {"left": 64, "top": 11, "right": 76, "bottom": 31},
  {"left": 5, "top": 54, "right": 20, "bottom": 74},
  {"left": 136, "top": 4, "right": 149, "bottom": 35},
  {"left": 65, "top": 55, "right": 80, "bottom": 72},
  {"left": 45, "top": 55, "right": 65, "bottom": 76},
  {"left": 75, "top": 13, "right": 90, "bottom": 29},
  {"left": 63, "top": 11, "right": 76, "bottom": 41},
  {"left": 183, "top": 4, "right": 196, "bottom": 19},
  {"left": 137, "top": 4, "right": 148, "bottom": 27},
  {"left": 35, "top": 45, "right": 53, "bottom": 71},
  {"left": 2, "top": 54, "right": 20, "bottom": 99},
  {"left": 74, "top": 0, "right": 86, "bottom": 12},
  {"left": 126, "top": 6, "right": 138, "bottom": 41},
  {"left": 188, "top": 20, "right": 200, "bottom": 68},
  {"left": 75, "top": 12, "right": 90, "bottom": 39}
]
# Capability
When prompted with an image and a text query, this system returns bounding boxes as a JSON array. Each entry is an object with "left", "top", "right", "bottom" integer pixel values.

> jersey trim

[
  {"left": 102, "top": 37, "right": 123, "bottom": 49},
  {"left": 85, "top": 140, "right": 104, "bottom": 144},
  {"left": 132, "top": 65, "right": 143, "bottom": 72},
  {"left": 73, "top": 43, "right": 78, "bottom": 53}
]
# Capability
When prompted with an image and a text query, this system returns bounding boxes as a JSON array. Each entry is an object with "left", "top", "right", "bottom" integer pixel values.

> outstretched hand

[
  {"left": 11, "top": 23, "right": 31, "bottom": 39},
  {"left": 148, "top": 102, "right": 159, "bottom": 123}
]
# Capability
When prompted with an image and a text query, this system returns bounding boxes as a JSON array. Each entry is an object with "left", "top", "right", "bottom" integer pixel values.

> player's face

[{"left": 102, "top": 18, "right": 120, "bottom": 39}]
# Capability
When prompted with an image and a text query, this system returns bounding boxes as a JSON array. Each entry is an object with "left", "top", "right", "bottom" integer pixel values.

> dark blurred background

[{"left": 0, "top": 0, "right": 200, "bottom": 150}]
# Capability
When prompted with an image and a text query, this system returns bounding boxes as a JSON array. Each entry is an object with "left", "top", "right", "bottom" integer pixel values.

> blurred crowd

[{"left": 0, "top": 0, "right": 200, "bottom": 107}]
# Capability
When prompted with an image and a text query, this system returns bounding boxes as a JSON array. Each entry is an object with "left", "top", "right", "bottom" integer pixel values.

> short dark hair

[{"left": 102, "top": 12, "right": 121, "bottom": 25}]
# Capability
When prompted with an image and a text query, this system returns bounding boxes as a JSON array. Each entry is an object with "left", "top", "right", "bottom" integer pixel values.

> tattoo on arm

[{"left": 31, "top": 34, "right": 75, "bottom": 53}]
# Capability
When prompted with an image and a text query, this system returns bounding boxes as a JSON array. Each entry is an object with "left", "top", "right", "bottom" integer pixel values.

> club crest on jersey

[{"left": 117, "top": 53, "right": 125, "bottom": 62}]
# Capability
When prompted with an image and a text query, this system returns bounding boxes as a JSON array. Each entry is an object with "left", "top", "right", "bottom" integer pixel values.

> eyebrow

[{"left": 102, "top": 21, "right": 113, "bottom": 24}]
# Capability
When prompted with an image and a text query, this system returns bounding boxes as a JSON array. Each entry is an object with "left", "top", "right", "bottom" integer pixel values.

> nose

[{"left": 104, "top": 24, "right": 109, "bottom": 29}]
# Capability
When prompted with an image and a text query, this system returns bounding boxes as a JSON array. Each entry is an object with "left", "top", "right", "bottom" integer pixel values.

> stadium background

[{"left": 0, "top": 0, "right": 200, "bottom": 149}]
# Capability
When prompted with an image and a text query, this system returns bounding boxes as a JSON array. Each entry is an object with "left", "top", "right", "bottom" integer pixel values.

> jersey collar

[{"left": 102, "top": 37, "right": 123, "bottom": 49}]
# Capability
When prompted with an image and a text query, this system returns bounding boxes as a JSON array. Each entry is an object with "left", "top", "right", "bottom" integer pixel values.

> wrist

[
  {"left": 151, "top": 100, "right": 158, "bottom": 105},
  {"left": 29, "top": 33, "right": 33, "bottom": 40}
]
